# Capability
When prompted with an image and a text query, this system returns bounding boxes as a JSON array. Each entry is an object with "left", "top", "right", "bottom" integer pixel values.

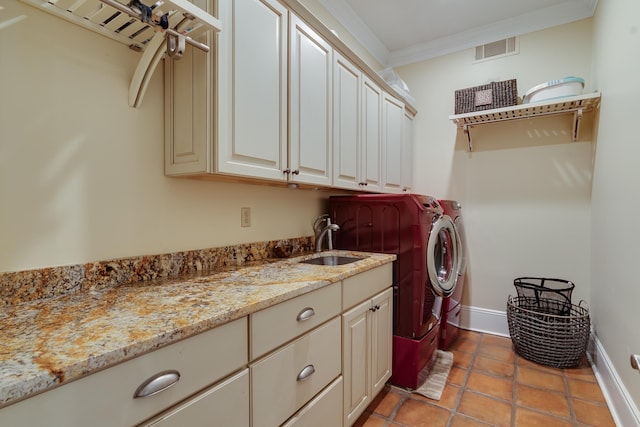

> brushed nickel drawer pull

[
  {"left": 296, "top": 364, "right": 315, "bottom": 381},
  {"left": 296, "top": 307, "right": 316, "bottom": 321},
  {"left": 134, "top": 370, "right": 180, "bottom": 398}
]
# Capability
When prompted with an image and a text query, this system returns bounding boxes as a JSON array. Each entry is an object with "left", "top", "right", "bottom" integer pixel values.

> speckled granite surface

[{"left": 0, "top": 246, "right": 394, "bottom": 408}]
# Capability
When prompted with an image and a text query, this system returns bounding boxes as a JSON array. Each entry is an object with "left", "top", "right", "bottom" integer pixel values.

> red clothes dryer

[
  {"left": 329, "top": 194, "right": 460, "bottom": 389},
  {"left": 438, "top": 200, "right": 468, "bottom": 350}
]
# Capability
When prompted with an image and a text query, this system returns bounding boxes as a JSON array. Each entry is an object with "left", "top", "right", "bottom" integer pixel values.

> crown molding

[
  {"left": 318, "top": 0, "right": 389, "bottom": 66},
  {"left": 320, "top": 0, "right": 598, "bottom": 68}
]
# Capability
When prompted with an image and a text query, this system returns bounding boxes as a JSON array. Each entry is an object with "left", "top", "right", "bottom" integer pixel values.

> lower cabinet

[
  {"left": 138, "top": 369, "right": 249, "bottom": 426},
  {"left": 0, "top": 264, "right": 393, "bottom": 427},
  {"left": 251, "top": 317, "right": 342, "bottom": 427},
  {"left": 0, "top": 317, "right": 248, "bottom": 427},
  {"left": 343, "top": 287, "right": 393, "bottom": 426}
]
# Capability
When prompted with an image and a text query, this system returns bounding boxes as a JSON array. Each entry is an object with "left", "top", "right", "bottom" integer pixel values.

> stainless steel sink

[{"left": 299, "top": 255, "right": 363, "bottom": 266}]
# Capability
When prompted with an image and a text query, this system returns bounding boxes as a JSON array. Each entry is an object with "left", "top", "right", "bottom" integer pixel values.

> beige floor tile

[
  {"left": 477, "top": 342, "right": 515, "bottom": 363},
  {"left": 517, "top": 355, "right": 565, "bottom": 376},
  {"left": 447, "top": 366, "right": 468, "bottom": 386},
  {"left": 466, "top": 371, "right": 513, "bottom": 402},
  {"left": 368, "top": 386, "right": 403, "bottom": 417},
  {"left": 450, "top": 333, "right": 480, "bottom": 354},
  {"left": 393, "top": 398, "right": 451, "bottom": 427},
  {"left": 573, "top": 398, "right": 617, "bottom": 426},
  {"left": 352, "top": 413, "right": 387, "bottom": 427},
  {"left": 480, "top": 334, "right": 512, "bottom": 348},
  {"left": 360, "top": 332, "right": 614, "bottom": 427},
  {"left": 517, "top": 366, "right": 565, "bottom": 392},
  {"left": 457, "top": 390, "right": 511, "bottom": 427},
  {"left": 472, "top": 354, "right": 515, "bottom": 379},
  {"left": 452, "top": 349, "right": 474, "bottom": 369},
  {"left": 412, "top": 383, "right": 461, "bottom": 410},
  {"left": 450, "top": 414, "right": 494, "bottom": 426},
  {"left": 514, "top": 407, "right": 574, "bottom": 427},
  {"left": 516, "top": 384, "right": 570, "bottom": 418},
  {"left": 567, "top": 377, "right": 607, "bottom": 403}
]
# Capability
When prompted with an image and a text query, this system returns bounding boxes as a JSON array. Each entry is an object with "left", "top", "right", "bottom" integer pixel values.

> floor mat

[{"left": 413, "top": 350, "right": 454, "bottom": 401}]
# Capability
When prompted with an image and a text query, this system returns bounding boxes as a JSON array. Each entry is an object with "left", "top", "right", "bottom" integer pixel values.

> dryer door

[{"left": 427, "top": 215, "right": 461, "bottom": 296}]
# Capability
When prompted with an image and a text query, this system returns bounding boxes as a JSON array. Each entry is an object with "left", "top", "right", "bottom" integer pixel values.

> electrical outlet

[{"left": 241, "top": 207, "right": 251, "bottom": 227}]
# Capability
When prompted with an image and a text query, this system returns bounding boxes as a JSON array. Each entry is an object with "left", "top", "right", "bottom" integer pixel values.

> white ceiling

[{"left": 318, "top": 0, "right": 598, "bottom": 67}]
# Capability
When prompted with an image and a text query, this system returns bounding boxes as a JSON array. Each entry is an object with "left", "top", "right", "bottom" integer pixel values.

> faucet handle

[{"left": 313, "top": 214, "right": 330, "bottom": 234}]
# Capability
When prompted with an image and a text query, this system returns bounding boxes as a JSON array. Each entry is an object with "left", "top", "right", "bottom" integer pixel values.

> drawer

[
  {"left": 342, "top": 263, "right": 392, "bottom": 310},
  {"left": 281, "top": 376, "right": 343, "bottom": 427},
  {"left": 251, "top": 317, "right": 341, "bottom": 427},
  {"left": 0, "top": 317, "right": 248, "bottom": 427},
  {"left": 138, "top": 369, "right": 249, "bottom": 427},
  {"left": 250, "top": 282, "right": 341, "bottom": 359}
]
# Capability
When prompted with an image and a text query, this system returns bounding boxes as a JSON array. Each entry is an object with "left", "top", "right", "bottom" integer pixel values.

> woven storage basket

[
  {"left": 454, "top": 79, "right": 518, "bottom": 114},
  {"left": 507, "top": 296, "right": 590, "bottom": 368},
  {"left": 513, "top": 277, "right": 574, "bottom": 315}
]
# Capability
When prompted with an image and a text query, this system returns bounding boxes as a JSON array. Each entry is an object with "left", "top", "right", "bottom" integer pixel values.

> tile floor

[{"left": 354, "top": 330, "right": 616, "bottom": 427}]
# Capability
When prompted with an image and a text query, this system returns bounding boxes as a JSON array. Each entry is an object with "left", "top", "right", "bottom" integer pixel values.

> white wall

[
  {"left": 0, "top": 1, "right": 326, "bottom": 272},
  {"left": 591, "top": 0, "right": 640, "bottom": 414},
  {"left": 395, "top": 19, "right": 595, "bottom": 310}
]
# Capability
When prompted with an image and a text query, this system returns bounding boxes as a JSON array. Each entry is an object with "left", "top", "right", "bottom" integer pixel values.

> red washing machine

[
  {"left": 437, "top": 200, "right": 468, "bottom": 350},
  {"left": 329, "top": 194, "right": 461, "bottom": 389}
]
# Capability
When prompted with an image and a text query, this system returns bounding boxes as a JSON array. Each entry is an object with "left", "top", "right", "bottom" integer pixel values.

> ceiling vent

[{"left": 474, "top": 37, "right": 519, "bottom": 63}]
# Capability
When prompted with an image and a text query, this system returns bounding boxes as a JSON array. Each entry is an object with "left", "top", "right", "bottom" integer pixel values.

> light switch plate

[{"left": 241, "top": 207, "right": 251, "bottom": 227}]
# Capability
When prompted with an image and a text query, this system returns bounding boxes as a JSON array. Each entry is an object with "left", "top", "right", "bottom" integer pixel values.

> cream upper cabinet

[
  {"left": 361, "top": 76, "right": 383, "bottom": 192},
  {"left": 382, "top": 92, "right": 405, "bottom": 193},
  {"left": 289, "top": 15, "right": 333, "bottom": 186},
  {"left": 402, "top": 109, "right": 414, "bottom": 192},
  {"left": 164, "top": 0, "right": 416, "bottom": 190},
  {"left": 216, "top": 0, "right": 289, "bottom": 181},
  {"left": 332, "top": 51, "right": 361, "bottom": 191}
]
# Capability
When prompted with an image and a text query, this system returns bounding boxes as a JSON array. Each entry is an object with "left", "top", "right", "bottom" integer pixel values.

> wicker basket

[
  {"left": 513, "top": 277, "right": 574, "bottom": 315},
  {"left": 454, "top": 79, "right": 518, "bottom": 114},
  {"left": 507, "top": 296, "right": 590, "bottom": 368}
]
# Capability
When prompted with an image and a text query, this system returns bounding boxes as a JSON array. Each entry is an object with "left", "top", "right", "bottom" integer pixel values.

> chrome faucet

[{"left": 314, "top": 217, "right": 339, "bottom": 252}]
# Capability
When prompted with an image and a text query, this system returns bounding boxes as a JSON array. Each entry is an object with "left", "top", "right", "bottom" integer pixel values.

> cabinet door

[
  {"left": 289, "top": 15, "right": 333, "bottom": 186},
  {"left": 401, "top": 110, "right": 414, "bottom": 192},
  {"left": 342, "top": 300, "right": 371, "bottom": 426},
  {"left": 382, "top": 93, "right": 404, "bottom": 193},
  {"left": 216, "top": 0, "right": 288, "bottom": 181},
  {"left": 332, "top": 51, "right": 361, "bottom": 191},
  {"left": 370, "top": 288, "right": 393, "bottom": 397},
  {"left": 139, "top": 369, "right": 249, "bottom": 427},
  {"left": 361, "top": 76, "right": 382, "bottom": 192},
  {"left": 164, "top": 0, "right": 212, "bottom": 176}
]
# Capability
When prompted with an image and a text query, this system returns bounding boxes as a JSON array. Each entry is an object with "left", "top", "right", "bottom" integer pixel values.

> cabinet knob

[
  {"left": 291, "top": 169, "right": 300, "bottom": 175},
  {"left": 296, "top": 364, "right": 316, "bottom": 381},
  {"left": 283, "top": 169, "right": 291, "bottom": 175},
  {"left": 296, "top": 307, "right": 316, "bottom": 322},
  {"left": 133, "top": 370, "right": 180, "bottom": 398}
]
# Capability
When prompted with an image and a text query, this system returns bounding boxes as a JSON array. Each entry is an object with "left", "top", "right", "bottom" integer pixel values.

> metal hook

[{"left": 166, "top": 34, "right": 186, "bottom": 59}]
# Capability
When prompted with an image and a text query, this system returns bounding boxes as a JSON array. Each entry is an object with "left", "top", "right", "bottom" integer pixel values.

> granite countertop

[{"left": 0, "top": 250, "right": 395, "bottom": 408}]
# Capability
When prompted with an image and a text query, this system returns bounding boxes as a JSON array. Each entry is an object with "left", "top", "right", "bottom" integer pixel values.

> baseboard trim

[
  {"left": 459, "top": 304, "right": 640, "bottom": 427},
  {"left": 459, "top": 304, "right": 509, "bottom": 337},
  {"left": 589, "top": 336, "right": 640, "bottom": 427}
]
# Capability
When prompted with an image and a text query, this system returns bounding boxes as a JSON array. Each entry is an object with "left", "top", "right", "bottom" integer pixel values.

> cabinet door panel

[
  {"left": 371, "top": 288, "right": 393, "bottom": 396},
  {"left": 216, "top": 0, "right": 288, "bottom": 180},
  {"left": 139, "top": 369, "right": 249, "bottom": 427},
  {"left": 281, "top": 376, "right": 343, "bottom": 427},
  {"left": 289, "top": 15, "right": 332, "bottom": 186},
  {"left": 402, "top": 111, "right": 414, "bottom": 192},
  {"left": 333, "top": 52, "right": 361, "bottom": 190},
  {"left": 362, "top": 76, "right": 382, "bottom": 191},
  {"left": 251, "top": 317, "right": 341, "bottom": 427},
  {"left": 382, "top": 93, "right": 404, "bottom": 192},
  {"left": 342, "top": 300, "right": 370, "bottom": 426}
]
